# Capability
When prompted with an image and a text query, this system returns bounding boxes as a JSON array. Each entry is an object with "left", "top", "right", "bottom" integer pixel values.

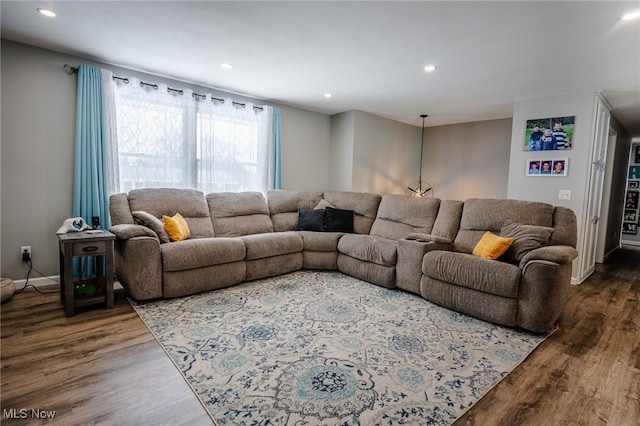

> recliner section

[{"left": 337, "top": 195, "right": 441, "bottom": 288}]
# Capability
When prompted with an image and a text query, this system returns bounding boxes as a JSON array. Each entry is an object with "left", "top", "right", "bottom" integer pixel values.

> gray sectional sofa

[{"left": 109, "top": 188, "right": 578, "bottom": 333}]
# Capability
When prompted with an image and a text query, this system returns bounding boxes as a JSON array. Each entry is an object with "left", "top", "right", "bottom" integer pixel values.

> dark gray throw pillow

[
  {"left": 132, "top": 210, "right": 171, "bottom": 243},
  {"left": 297, "top": 209, "right": 325, "bottom": 232},
  {"left": 325, "top": 207, "right": 354, "bottom": 233},
  {"left": 499, "top": 219, "right": 554, "bottom": 262}
]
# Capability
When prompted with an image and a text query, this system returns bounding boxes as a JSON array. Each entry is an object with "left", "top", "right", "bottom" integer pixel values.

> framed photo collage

[
  {"left": 624, "top": 150, "right": 640, "bottom": 235},
  {"left": 524, "top": 116, "right": 574, "bottom": 177}
]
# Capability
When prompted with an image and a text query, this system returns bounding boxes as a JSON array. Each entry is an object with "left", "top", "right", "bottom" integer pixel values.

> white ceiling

[{"left": 2, "top": 1, "right": 640, "bottom": 135}]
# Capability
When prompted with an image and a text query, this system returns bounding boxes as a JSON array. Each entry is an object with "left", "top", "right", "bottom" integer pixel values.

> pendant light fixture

[{"left": 406, "top": 114, "right": 433, "bottom": 197}]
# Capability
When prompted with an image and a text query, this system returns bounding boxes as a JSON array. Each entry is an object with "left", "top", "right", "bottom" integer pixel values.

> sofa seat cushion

[
  {"left": 298, "top": 231, "right": 344, "bottom": 252},
  {"left": 161, "top": 238, "right": 246, "bottom": 272},
  {"left": 422, "top": 251, "right": 521, "bottom": 298},
  {"left": 240, "top": 231, "right": 303, "bottom": 260},
  {"left": 338, "top": 234, "right": 397, "bottom": 266}
]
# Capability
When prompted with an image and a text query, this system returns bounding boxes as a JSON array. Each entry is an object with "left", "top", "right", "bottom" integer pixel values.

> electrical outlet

[
  {"left": 21, "top": 246, "right": 31, "bottom": 262},
  {"left": 558, "top": 189, "right": 572, "bottom": 200}
]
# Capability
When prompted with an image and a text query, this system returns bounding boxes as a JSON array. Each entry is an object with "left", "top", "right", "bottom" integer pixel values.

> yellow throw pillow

[
  {"left": 162, "top": 213, "right": 191, "bottom": 242},
  {"left": 472, "top": 231, "right": 514, "bottom": 260}
]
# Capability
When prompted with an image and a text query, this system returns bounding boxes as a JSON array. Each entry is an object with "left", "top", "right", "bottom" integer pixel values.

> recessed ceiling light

[
  {"left": 37, "top": 8, "right": 56, "bottom": 17},
  {"left": 622, "top": 10, "right": 640, "bottom": 21},
  {"left": 220, "top": 63, "right": 234, "bottom": 70},
  {"left": 424, "top": 65, "right": 437, "bottom": 72},
  {"left": 324, "top": 93, "right": 333, "bottom": 98}
]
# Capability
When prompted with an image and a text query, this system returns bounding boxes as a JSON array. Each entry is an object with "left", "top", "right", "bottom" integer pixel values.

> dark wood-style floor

[{"left": 2, "top": 248, "right": 639, "bottom": 425}]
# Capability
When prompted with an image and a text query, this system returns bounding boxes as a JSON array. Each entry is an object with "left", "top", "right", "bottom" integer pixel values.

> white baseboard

[
  {"left": 621, "top": 240, "right": 640, "bottom": 247},
  {"left": 13, "top": 275, "right": 60, "bottom": 288},
  {"left": 571, "top": 266, "right": 594, "bottom": 285}
]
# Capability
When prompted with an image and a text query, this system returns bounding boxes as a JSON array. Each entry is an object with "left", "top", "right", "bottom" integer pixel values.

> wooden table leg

[
  {"left": 59, "top": 241, "right": 65, "bottom": 304},
  {"left": 64, "top": 243, "right": 75, "bottom": 316},
  {"left": 105, "top": 245, "right": 114, "bottom": 309}
]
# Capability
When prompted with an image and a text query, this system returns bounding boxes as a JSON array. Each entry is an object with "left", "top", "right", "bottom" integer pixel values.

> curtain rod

[{"left": 63, "top": 64, "right": 264, "bottom": 111}]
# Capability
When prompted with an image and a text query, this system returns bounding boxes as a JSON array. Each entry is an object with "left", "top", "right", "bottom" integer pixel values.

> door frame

[{"left": 575, "top": 93, "right": 611, "bottom": 283}]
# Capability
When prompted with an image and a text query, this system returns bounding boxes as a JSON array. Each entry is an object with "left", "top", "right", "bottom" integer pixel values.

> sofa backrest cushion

[
  {"left": 430, "top": 199, "right": 464, "bottom": 242},
  {"left": 369, "top": 195, "right": 440, "bottom": 240},
  {"left": 267, "top": 190, "right": 324, "bottom": 232},
  {"left": 453, "top": 198, "right": 555, "bottom": 253},
  {"left": 207, "top": 192, "right": 274, "bottom": 237},
  {"left": 323, "top": 191, "right": 382, "bottom": 234},
  {"left": 109, "top": 193, "right": 134, "bottom": 225},
  {"left": 127, "top": 188, "right": 215, "bottom": 239}
]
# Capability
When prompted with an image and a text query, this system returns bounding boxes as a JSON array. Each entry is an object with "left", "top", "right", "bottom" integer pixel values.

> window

[
  {"left": 113, "top": 77, "right": 274, "bottom": 194},
  {"left": 196, "top": 109, "right": 259, "bottom": 193}
]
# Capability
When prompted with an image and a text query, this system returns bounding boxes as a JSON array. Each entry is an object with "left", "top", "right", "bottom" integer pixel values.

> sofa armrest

[
  {"left": 112, "top": 232, "right": 163, "bottom": 300},
  {"left": 110, "top": 224, "right": 159, "bottom": 241},
  {"left": 397, "top": 238, "right": 453, "bottom": 294},
  {"left": 518, "top": 245, "right": 578, "bottom": 268},
  {"left": 405, "top": 233, "right": 452, "bottom": 244},
  {"left": 516, "top": 245, "right": 576, "bottom": 333},
  {"left": 517, "top": 258, "right": 573, "bottom": 333}
]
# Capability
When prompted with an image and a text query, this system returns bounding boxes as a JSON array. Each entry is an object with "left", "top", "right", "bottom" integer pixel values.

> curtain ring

[{"left": 140, "top": 82, "right": 158, "bottom": 90}]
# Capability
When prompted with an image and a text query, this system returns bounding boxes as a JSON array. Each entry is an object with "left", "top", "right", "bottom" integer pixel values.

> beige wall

[
  {"left": 1, "top": 40, "right": 331, "bottom": 280},
  {"left": 422, "top": 118, "right": 513, "bottom": 201},
  {"left": 1, "top": 41, "right": 77, "bottom": 282},
  {"left": 351, "top": 111, "right": 420, "bottom": 195},
  {"left": 280, "top": 105, "right": 331, "bottom": 191},
  {"left": 329, "top": 111, "right": 355, "bottom": 191},
  {"left": 329, "top": 110, "right": 422, "bottom": 195},
  {"left": 329, "top": 111, "right": 513, "bottom": 199}
]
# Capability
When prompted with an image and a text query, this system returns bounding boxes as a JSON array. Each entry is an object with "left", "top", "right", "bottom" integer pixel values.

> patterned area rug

[{"left": 131, "top": 271, "right": 548, "bottom": 425}]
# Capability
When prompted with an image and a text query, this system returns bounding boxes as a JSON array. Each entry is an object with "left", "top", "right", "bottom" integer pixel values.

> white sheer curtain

[
  {"left": 112, "top": 79, "right": 274, "bottom": 194},
  {"left": 101, "top": 69, "right": 119, "bottom": 195},
  {"left": 113, "top": 77, "right": 195, "bottom": 192},
  {"left": 196, "top": 98, "right": 273, "bottom": 193}
]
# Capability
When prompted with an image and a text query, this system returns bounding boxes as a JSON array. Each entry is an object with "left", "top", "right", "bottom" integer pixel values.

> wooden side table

[{"left": 58, "top": 230, "right": 115, "bottom": 316}]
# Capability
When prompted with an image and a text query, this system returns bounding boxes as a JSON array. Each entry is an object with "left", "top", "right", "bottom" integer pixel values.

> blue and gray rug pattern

[{"left": 131, "top": 271, "right": 547, "bottom": 425}]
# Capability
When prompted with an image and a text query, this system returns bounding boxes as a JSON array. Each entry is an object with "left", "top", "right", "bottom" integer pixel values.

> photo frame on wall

[
  {"left": 629, "top": 180, "right": 639, "bottom": 189},
  {"left": 526, "top": 158, "right": 568, "bottom": 176},
  {"left": 523, "top": 116, "right": 575, "bottom": 151},
  {"left": 624, "top": 209, "right": 637, "bottom": 223},
  {"left": 626, "top": 191, "right": 639, "bottom": 209},
  {"left": 623, "top": 223, "right": 638, "bottom": 235},
  {"left": 630, "top": 166, "right": 640, "bottom": 180}
]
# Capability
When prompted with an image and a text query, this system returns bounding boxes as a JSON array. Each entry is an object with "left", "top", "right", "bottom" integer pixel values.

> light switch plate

[{"left": 558, "top": 189, "right": 572, "bottom": 200}]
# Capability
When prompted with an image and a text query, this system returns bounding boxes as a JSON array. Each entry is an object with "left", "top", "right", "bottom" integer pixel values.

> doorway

[{"left": 595, "top": 128, "right": 618, "bottom": 263}]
